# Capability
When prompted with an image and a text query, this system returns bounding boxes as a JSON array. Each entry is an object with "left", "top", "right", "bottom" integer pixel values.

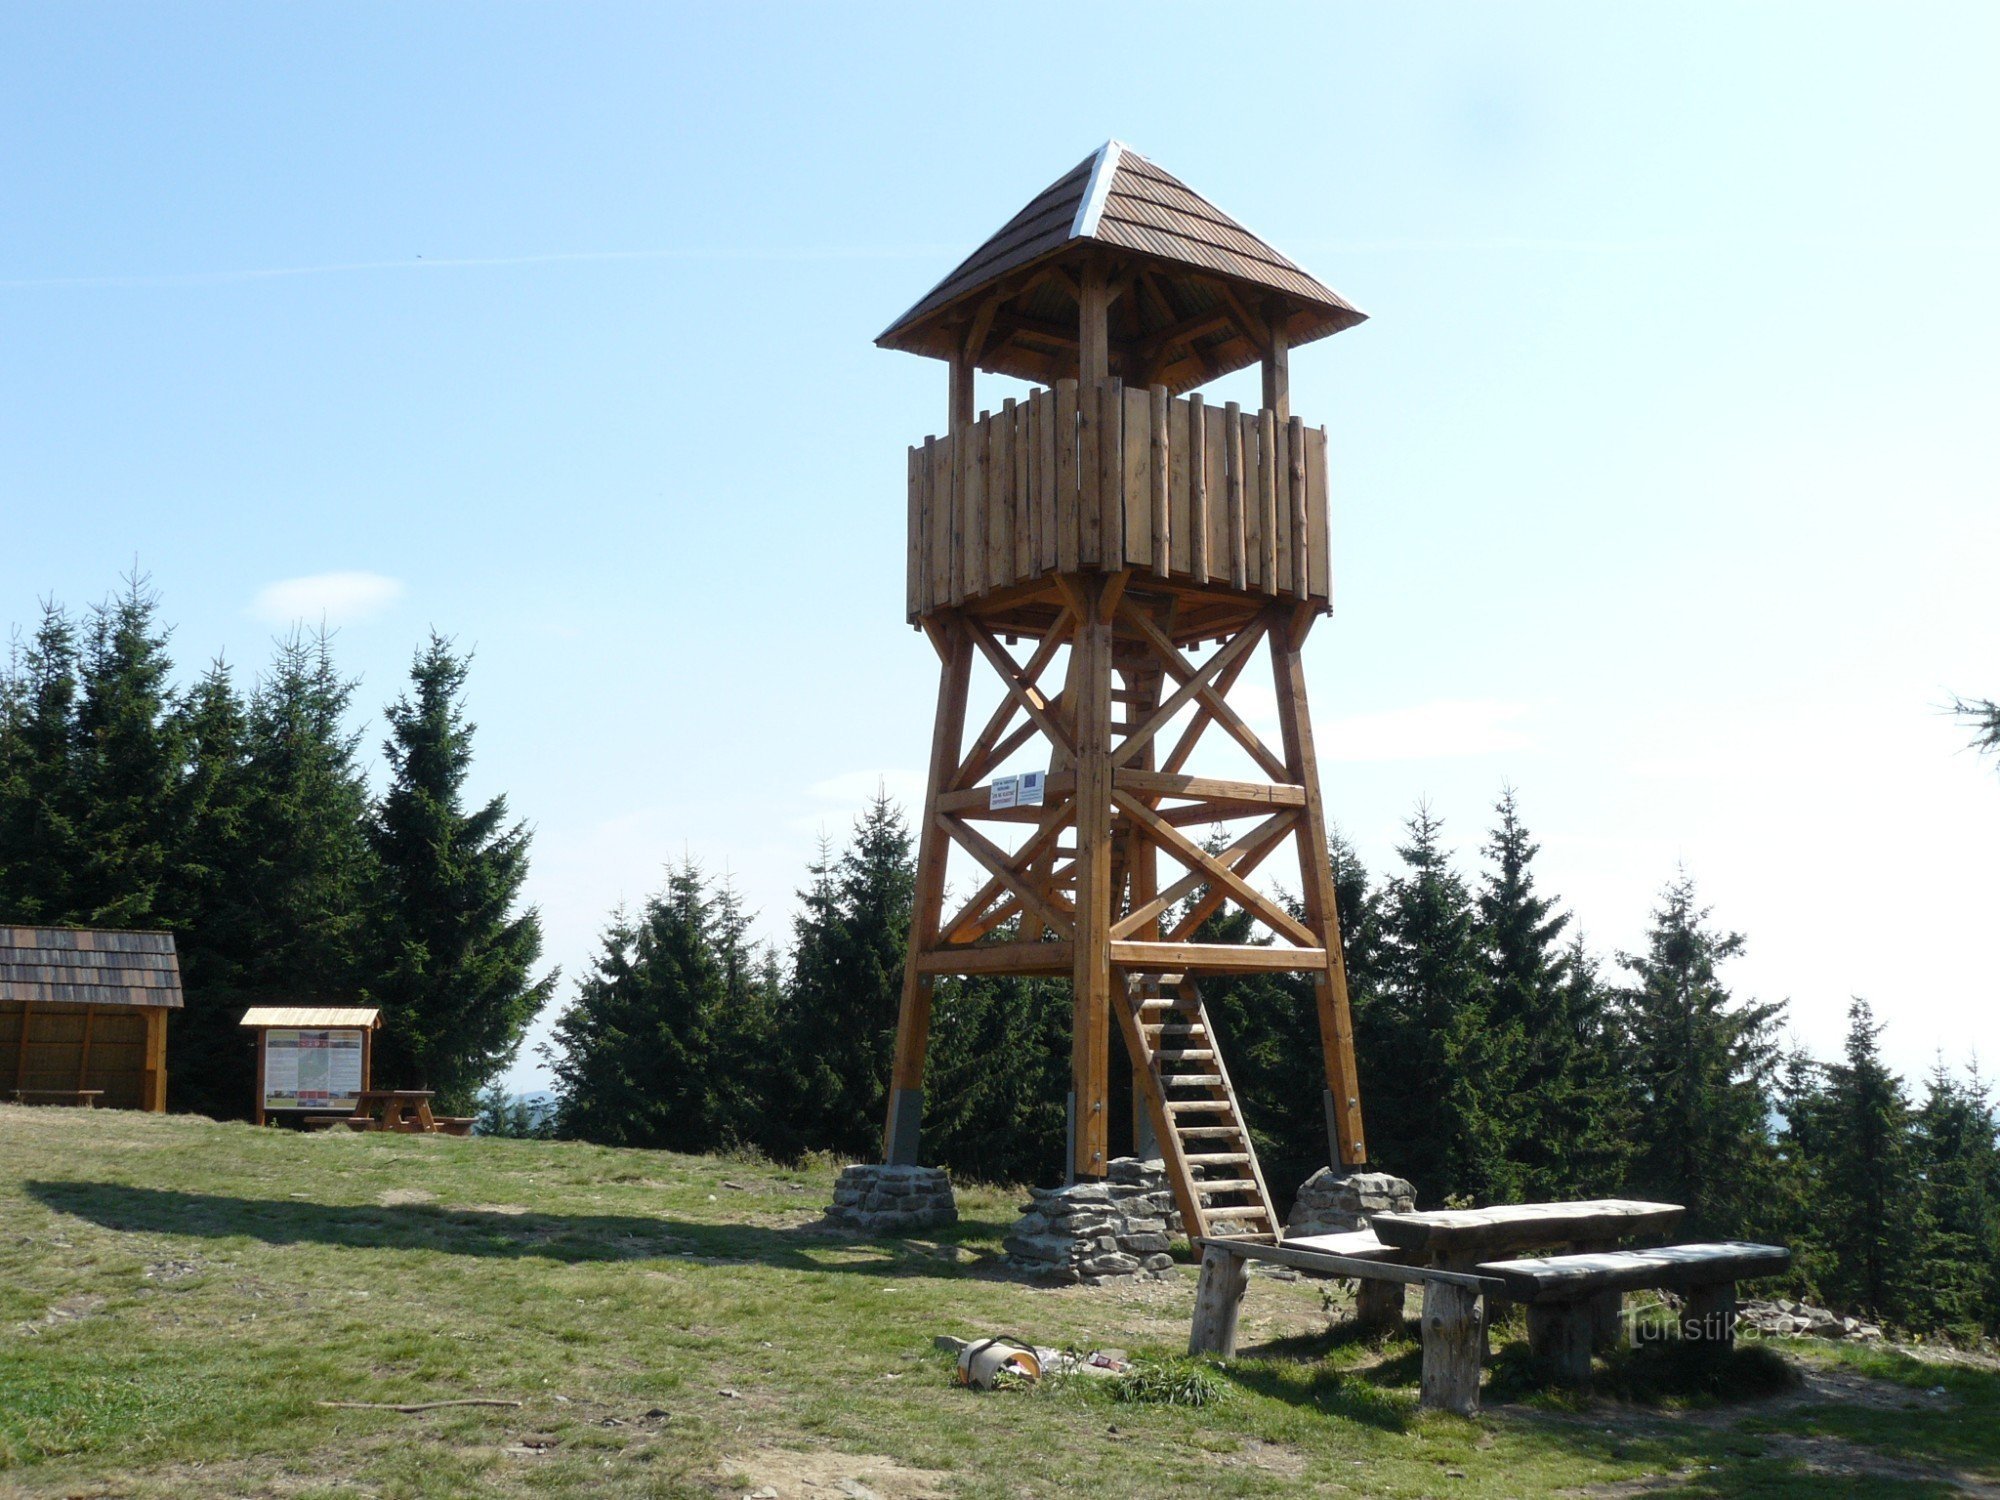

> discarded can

[{"left": 955, "top": 1336, "right": 1042, "bottom": 1390}]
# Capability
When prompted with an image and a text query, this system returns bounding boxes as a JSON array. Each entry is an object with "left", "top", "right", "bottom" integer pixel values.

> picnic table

[
  {"left": 1190, "top": 1196, "right": 1716, "bottom": 1415},
  {"left": 347, "top": 1089, "right": 436, "bottom": 1133}
]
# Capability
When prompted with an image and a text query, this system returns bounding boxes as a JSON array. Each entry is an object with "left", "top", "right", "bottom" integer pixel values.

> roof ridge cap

[{"left": 1071, "top": 140, "right": 1126, "bottom": 241}]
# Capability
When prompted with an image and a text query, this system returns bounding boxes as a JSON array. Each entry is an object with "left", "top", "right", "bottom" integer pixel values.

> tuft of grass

[{"left": 1107, "top": 1356, "right": 1229, "bottom": 1409}]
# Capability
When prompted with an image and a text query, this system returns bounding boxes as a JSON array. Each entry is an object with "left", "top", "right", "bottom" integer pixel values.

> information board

[{"left": 262, "top": 1029, "right": 366, "bottom": 1112}]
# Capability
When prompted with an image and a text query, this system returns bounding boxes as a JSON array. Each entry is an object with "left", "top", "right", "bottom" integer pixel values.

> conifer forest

[{"left": 5, "top": 575, "right": 1997, "bottom": 1342}]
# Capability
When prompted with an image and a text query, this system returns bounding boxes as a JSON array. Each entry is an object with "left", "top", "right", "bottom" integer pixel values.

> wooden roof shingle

[
  {"left": 878, "top": 141, "right": 1365, "bottom": 391},
  {"left": 0, "top": 926, "right": 184, "bottom": 1009}
]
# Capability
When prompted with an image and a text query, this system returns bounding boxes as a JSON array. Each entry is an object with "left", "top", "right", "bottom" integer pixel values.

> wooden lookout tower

[{"left": 879, "top": 142, "right": 1369, "bottom": 1244}]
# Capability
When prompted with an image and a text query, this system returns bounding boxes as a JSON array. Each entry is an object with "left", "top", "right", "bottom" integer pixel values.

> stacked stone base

[
  {"left": 824, "top": 1164, "right": 957, "bottom": 1234},
  {"left": 1285, "top": 1168, "right": 1417, "bottom": 1236},
  {"left": 1004, "top": 1157, "right": 1184, "bottom": 1284}
]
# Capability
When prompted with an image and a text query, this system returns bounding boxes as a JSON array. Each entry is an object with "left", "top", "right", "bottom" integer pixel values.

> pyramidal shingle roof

[{"left": 878, "top": 141, "right": 1364, "bottom": 388}]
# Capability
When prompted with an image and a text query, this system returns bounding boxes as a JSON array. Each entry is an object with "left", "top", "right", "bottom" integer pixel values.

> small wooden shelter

[
  {"left": 0, "top": 926, "right": 179, "bottom": 1110},
  {"left": 239, "top": 1006, "right": 380, "bottom": 1126},
  {"left": 878, "top": 142, "right": 1371, "bottom": 1244}
]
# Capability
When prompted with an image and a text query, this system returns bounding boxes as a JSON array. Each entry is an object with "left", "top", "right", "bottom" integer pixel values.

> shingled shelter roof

[
  {"left": 877, "top": 141, "right": 1365, "bottom": 392},
  {"left": 0, "top": 927, "right": 183, "bottom": 1009}
]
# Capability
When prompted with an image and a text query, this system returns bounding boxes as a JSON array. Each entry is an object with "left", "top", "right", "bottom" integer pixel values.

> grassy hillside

[{"left": 2, "top": 1105, "right": 1995, "bottom": 1499}]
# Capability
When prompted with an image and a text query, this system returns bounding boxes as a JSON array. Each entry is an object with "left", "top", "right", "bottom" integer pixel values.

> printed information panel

[{"left": 263, "top": 1029, "right": 365, "bottom": 1112}]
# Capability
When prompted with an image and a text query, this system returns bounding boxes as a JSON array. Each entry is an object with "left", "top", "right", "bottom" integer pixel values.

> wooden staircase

[{"left": 1113, "top": 973, "right": 1280, "bottom": 1244}]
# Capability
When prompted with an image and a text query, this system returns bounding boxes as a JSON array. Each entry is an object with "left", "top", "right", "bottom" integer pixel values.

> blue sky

[{"left": 3, "top": 3, "right": 1995, "bottom": 1096}]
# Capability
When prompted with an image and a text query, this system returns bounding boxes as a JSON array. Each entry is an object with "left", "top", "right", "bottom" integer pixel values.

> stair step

[
  {"left": 1193, "top": 1178, "right": 1260, "bottom": 1195},
  {"left": 1162, "top": 1074, "right": 1225, "bottom": 1088},
  {"left": 1164, "top": 1100, "right": 1233, "bottom": 1114},
  {"left": 1205, "top": 1206, "right": 1275, "bottom": 1221},
  {"left": 1173, "top": 1124, "right": 1245, "bottom": 1138},
  {"left": 1185, "top": 1152, "right": 1250, "bottom": 1166},
  {"left": 1154, "top": 1048, "right": 1215, "bottom": 1062}
]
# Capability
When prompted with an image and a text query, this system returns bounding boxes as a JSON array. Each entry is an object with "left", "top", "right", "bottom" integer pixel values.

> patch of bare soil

[
  {"left": 16, "top": 1292, "right": 106, "bottom": 1335},
  {"left": 1202, "top": 1436, "right": 1308, "bottom": 1477},
  {"left": 718, "top": 1447, "right": 952, "bottom": 1499},
  {"left": 376, "top": 1186, "right": 437, "bottom": 1207}
]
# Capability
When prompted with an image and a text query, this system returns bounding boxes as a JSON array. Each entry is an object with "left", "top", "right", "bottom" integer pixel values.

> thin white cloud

[
  {"left": 249, "top": 570, "right": 405, "bottom": 626},
  {"left": 1319, "top": 698, "right": 1533, "bottom": 762}
]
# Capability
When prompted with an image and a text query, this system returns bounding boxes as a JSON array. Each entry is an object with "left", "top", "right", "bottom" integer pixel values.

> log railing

[{"left": 907, "top": 378, "right": 1330, "bottom": 620}]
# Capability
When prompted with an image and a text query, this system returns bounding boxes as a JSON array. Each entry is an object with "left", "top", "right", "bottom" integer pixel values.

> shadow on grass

[{"left": 25, "top": 1179, "right": 1011, "bottom": 1276}]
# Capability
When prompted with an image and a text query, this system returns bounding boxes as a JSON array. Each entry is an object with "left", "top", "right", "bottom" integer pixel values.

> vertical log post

[
  {"left": 1420, "top": 1280, "right": 1485, "bottom": 1415},
  {"left": 1355, "top": 1277, "right": 1406, "bottom": 1336},
  {"left": 1575, "top": 1238, "right": 1623, "bottom": 1351},
  {"left": 254, "top": 1027, "right": 268, "bottom": 1127},
  {"left": 1069, "top": 579, "right": 1115, "bottom": 1181},
  {"left": 1261, "top": 313, "right": 1290, "bottom": 422},
  {"left": 141, "top": 1008, "right": 167, "bottom": 1112},
  {"left": 882, "top": 619, "right": 974, "bottom": 1165},
  {"left": 1269, "top": 605, "right": 1367, "bottom": 1168},
  {"left": 1682, "top": 1283, "right": 1738, "bottom": 1350},
  {"left": 1526, "top": 1302, "right": 1594, "bottom": 1387},
  {"left": 1188, "top": 1243, "right": 1250, "bottom": 1357}
]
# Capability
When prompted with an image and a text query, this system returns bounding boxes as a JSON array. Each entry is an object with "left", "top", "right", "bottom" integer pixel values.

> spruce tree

[
  {"left": 160, "top": 659, "right": 259, "bottom": 1117},
  {"left": 1474, "top": 788, "right": 1568, "bottom": 1198},
  {"left": 71, "top": 574, "right": 181, "bottom": 928},
  {"left": 238, "top": 628, "right": 375, "bottom": 1001},
  {"left": 772, "top": 794, "right": 914, "bottom": 1160},
  {"left": 1911, "top": 1061, "right": 2000, "bottom": 1334},
  {"left": 367, "top": 634, "right": 554, "bottom": 1108},
  {"left": 546, "top": 860, "right": 739, "bottom": 1151},
  {"left": 0, "top": 603, "right": 85, "bottom": 922},
  {"left": 1817, "top": 1000, "right": 1918, "bottom": 1318},
  {"left": 1364, "top": 805, "right": 1504, "bottom": 1203},
  {"left": 1614, "top": 871, "right": 1783, "bottom": 1234}
]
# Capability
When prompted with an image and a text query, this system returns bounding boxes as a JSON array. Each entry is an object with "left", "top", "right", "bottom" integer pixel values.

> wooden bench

[
  {"left": 1477, "top": 1241, "right": 1792, "bottom": 1384},
  {"left": 1188, "top": 1199, "right": 1694, "bottom": 1415},
  {"left": 434, "top": 1117, "right": 477, "bottom": 1137},
  {"left": 9, "top": 1088, "right": 105, "bottom": 1107}
]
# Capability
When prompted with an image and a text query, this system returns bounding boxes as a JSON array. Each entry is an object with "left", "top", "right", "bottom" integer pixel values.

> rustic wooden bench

[
  {"left": 434, "top": 1117, "right": 477, "bottom": 1137},
  {"left": 1476, "top": 1240, "right": 1792, "bottom": 1384},
  {"left": 9, "top": 1088, "right": 105, "bottom": 1107}
]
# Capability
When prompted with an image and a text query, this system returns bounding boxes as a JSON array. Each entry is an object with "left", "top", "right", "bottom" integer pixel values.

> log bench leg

[
  {"left": 1574, "top": 1238, "right": 1622, "bottom": 1351},
  {"left": 1355, "top": 1275, "right": 1404, "bottom": 1336},
  {"left": 1681, "top": 1282, "right": 1737, "bottom": 1349},
  {"left": 1527, "top": 1301, "right": 1594, "bottom": 1386},
  {"left": 1188, "top": 1245, "right": 1249, "bottom": 1358},
  {"left": 1420, "top": 1280, "right": 1483, "bottom": 1415}
]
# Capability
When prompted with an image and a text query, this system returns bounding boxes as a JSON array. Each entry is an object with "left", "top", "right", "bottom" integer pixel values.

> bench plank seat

[
  {"left": 1281, "top": 1229, "right": 1400, "bottom": 1260},
  {"left": 1477, "top": 1241, "right": 1791, "bottom": 1303},
  {"left": 1372, "top": 1199, "right": 1684, "bottom": 1257}
]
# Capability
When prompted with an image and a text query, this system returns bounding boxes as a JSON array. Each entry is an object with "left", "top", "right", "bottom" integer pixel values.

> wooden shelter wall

[
  {"left": 2, "top": 1002, "right": 152, "bottom": 1110},
  {"left": 908, "top": 378, "right": 1329, "bottom": 622}
]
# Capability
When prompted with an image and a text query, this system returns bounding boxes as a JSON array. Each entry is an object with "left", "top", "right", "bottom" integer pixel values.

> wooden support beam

[
  {"left": 1115, "top": 600, "right": 1289, "bottom": 780},
  {"left": 964, "top": 617, "right": 1078, "bottom": 760},
  {"left": 883, "top": 618, "right": 974, "bottom": 1165},
  {"left": 937, "top": 812, "right": 1077, "bottom": 939},
  {"left": 1078, "top": 261, "right": 1110, "bottom": 386},
  {"left": 1107, "top": 941, "right": 1329, "bottom": 974},
  {"left": 1112, "top": 808, "right": 1297, "bottom": 940},
  {"left": 1111, "top": 613, "right": 1269, "bottom": 771},
  {"left": 1070, "top": 577, "right": 1115, "bottom": 1180},
  {"left": 141, "top": 1007, "right": 167, "bottom": 1112},
  {"left": 916, "top": 941, "right": 1075, "bottom": 976},
  {"left": 1113, "top": 790, "right": 1319, "bottom": 948},
  {"left": 1271, "top": 603, "right": 1368, "bottom": 1168},
  {"left": 1261, "top": 313, "right": 1290, "bottom": 422}
]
